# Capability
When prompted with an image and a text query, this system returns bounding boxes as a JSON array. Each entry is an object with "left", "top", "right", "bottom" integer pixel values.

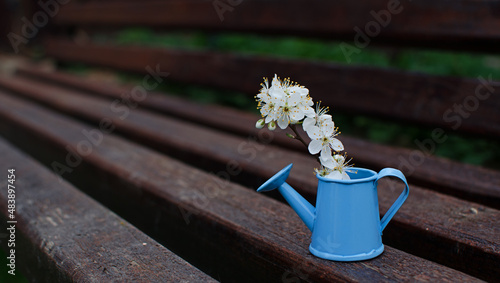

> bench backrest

[{"left": 41, "top": 0, "right": 500, "bottom": 139}]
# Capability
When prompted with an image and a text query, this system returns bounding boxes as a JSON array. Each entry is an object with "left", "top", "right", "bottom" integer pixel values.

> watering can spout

[{"left": 257, "top": 164, "right": 316, "bottom": 231}]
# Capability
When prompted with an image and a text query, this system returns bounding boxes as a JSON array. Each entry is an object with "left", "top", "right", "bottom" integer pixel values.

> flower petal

[
  {"left": 302, "top": 105, "right": 315, "bottom": 116},
  {"left": 289, "top": 108, "right": 305, "bottom": 121},
  {"left": 322, "top": 120, "right": 335, "bottom": 135},
  {"left": 260, "top": 104, "right": 271, "bottom": 116},
  {"left": 273, "top": 88, "right": 286, "bottom": 99},
  {"left": 320, "top": 155, "right": 337, "bottom": 169},
  {"left": 319, "top": 114, "right": 332, "bottom": 123},
  {"left": 302, "top": 117, "right": 316, "bottom": 132},
  {"left": 325, "top": 170, "right": 342, "bottom": 180},
  {"left": 341, "top": 171, "right": 351, "bottom": 180},
  {"left": 329, "top": 138, "right": 344, "bottom": 151},
  {"left": 277, "top": 115, "right": 289, "bottom": 129},
  {"left": 288, "top": 86, "right": 309, "bottom": 96},
  {"left": 271, "top": 74, "right": 280, "bottom": 88},
  {"left": 308, "top": 139, "right": 322, "bottom": 154},
  {"left": 306, "top": 125, "right": 321, "bottom": 140},
  {"left": 320, "top": 146, "right": 332, "bottom": 161},
  {"left": 287, "top": 93, "right": 302, "bottom": 106}
]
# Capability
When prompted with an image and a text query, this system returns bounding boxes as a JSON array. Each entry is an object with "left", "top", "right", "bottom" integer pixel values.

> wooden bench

[
  {"left": 0, "top": 136, "right": 216, "bottom": 282},
  {"left": 1, "top": 0, "right": 499, "bottom": 281}
]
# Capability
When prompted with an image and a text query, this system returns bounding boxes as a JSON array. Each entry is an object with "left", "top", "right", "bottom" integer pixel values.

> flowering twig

[{"left": 255, "top": 74, "right": 353, "bottom": 180}]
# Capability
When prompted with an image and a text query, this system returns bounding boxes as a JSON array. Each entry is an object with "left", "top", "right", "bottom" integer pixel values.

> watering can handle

[{"left": 376, "top": 168, "right": 410, "bottom": 233}]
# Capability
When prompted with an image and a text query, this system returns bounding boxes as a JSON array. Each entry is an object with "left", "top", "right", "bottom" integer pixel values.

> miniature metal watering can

[{"left": 257, "top": 164, "right": 409, "bottom": 261}]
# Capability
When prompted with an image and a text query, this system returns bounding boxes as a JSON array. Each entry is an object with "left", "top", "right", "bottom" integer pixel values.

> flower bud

[
  {"left": 255, "top": 119, "right": 265, "bottom": 129},
  {"left": 268, "top": 121, "right": 276, "bottom": 131}
]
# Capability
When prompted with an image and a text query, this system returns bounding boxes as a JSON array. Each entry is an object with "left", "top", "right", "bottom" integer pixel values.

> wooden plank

[
  {"left": 0, "top": 91, "right": 484, "bottom": 282},
  {"left": 0, "top": 80, "right": 498, "bottom": 281},
  {"left": 52, "top": 0, "right": 500, "bottom": 53},
  {"left": 12, "top": 67, "right": 500, "bottom": 209},
  {"left": 0, "top": 138, "right": 216, "bottom": 282},
  {"left": 43, "top": 38, "right": 500, "bottom": 139}
]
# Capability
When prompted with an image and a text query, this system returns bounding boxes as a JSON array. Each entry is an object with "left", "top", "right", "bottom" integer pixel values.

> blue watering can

[{"left": 257, "top": 164, "right": 409, "bottom": 261}]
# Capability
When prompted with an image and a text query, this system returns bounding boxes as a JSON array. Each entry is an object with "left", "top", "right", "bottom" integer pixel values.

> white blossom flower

[
  {"left": 303, "top": 102, "right": 332, "bottom": 133},
  {"left": 275, "top": 91, "right": 313, "bottom": 129},
  {"left": 306, "top": 122, "right": 344, "bottom": 168},
  {"left": 315, "top": 154, "right": 353, "bottom": 180},
  {"left": 330, "top": 154, "right": 353, "bottom": 180},
  {"left": 256, "top": 74, "right": 314, "bottom": 130},
  {"left": 256, "top": 77, "right": 282, "bottom": 123},
  {"left": 271, "top": 75, "right": 314, "bottom": 129}
]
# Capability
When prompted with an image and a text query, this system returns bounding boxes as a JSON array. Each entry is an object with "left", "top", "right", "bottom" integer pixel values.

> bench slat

[
  {"left": 0, "top": 83, "right": 497, "bottom": 281},
  {"left": 0, "top": 138, "right": 215, "bottom": 282},
  {"left": 0, "top": 91, "right": 483, "bottom": 282},
  {"left": 14, "top": 67, "right": 500, "bottom": 209},
  {"left": 53, "top": 0, "right": 500, "bottom": 53},
  {"left": 43, "top": 38, "right": 500, "bottom": 139}
]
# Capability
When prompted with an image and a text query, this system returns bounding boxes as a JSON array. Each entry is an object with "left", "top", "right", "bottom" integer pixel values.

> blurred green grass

[
  {"left": 79, "top": 29, "right": 500, "bottom": 169},
  {"left": 111, "top": 28, "right": 500, "bottom": 79}
]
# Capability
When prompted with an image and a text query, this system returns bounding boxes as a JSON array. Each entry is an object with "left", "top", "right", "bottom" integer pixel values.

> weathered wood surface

[
  {"left": 11, "top": 68, "right": 500, "bottom": 209},
  {"left": 0, "top": 84, "right": 498, "bottom": 281},
  {"left": 0, "top": 91, "right": 484, "bottom": 282},
  {"left": 53, "top": 0, "right": 500, "bottom": 52},
  {"left": 0, "top": 138, "right": 216, "bottom": 282},
  {"left": 43, "top": 38, "right": 500, "bottom": 139}
]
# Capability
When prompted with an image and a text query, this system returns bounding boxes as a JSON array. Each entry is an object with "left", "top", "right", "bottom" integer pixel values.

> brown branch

[{"left": 289, "top": 124, "right": 308, "bottom": 149}]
